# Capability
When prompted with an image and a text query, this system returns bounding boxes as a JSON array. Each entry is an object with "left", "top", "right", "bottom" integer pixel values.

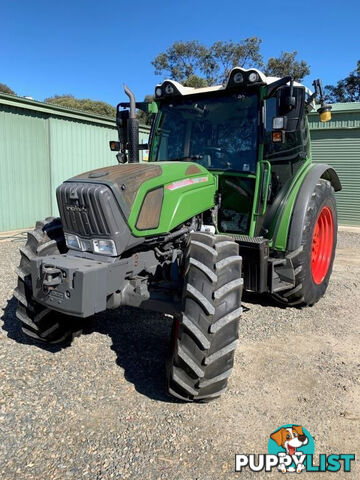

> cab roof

[{"left": 155, "top": 67, "right": 313, "bottom": 99}]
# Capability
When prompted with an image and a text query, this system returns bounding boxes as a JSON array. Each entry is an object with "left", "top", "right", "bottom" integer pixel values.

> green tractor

[{"left": 15, "top": 68, "right": 341, "bottom": 402}]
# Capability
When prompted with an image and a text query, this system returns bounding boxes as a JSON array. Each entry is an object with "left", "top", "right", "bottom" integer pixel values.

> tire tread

[{"left": 167, "top": 233, "right": 243, "bottom": 402}]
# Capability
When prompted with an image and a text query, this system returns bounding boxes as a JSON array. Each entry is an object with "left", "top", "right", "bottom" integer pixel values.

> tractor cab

[
  {"left": 110, "top": 67, "right": 336, "bottom": 294},
  {"left": 147, "top": 68, "right": 320, "bottom": 239}
]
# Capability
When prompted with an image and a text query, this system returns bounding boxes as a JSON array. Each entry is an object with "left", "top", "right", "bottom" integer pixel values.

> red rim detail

[{"left": 311, "top": 206, "right": 334, "bottom": 284}]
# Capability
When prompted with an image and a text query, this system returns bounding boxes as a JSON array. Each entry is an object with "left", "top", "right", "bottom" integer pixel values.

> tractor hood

[{"left": 56, "top": 162, "right": 216, "bottom": 254}]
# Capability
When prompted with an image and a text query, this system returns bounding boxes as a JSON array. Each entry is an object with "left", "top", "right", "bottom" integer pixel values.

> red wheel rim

[{"left": 311, "top": 206, "right": 334, "bottom": 284}]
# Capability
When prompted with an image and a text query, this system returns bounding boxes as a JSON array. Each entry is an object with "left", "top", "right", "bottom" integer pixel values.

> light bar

[
  {"left": 226, "top": 67, "right": 267, "bottom": 89},
  {"left": 64, "top": 233, "right": 118, "bottom": 256}
]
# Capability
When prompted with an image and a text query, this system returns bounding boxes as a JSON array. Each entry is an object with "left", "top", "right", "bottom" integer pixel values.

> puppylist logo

[{"left": 235, "top": 424, "right": 355, "bottom": 474}]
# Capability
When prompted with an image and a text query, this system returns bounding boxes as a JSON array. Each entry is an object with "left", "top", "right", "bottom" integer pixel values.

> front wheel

[
  {"left": 15, "top": 218, "right": 84, "bottom": 343},
  {"left": 273, "top": 179, "right": 337, "bottom": 307},
  {"left": 167, "top": 232, "right": 243, "bottom": 402}
]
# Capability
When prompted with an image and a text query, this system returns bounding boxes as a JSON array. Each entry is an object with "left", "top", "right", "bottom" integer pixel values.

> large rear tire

[
  {"left": 167, "top": 232, "right": 243, "bottom": 402},
  {"left": 14, "top": 217, "right": 83, "bottom": 343},
  {"left": 272, "top": 179, "right": 337, "bottom": 307}
]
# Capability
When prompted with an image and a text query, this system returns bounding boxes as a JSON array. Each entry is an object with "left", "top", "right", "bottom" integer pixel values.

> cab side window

[{"left": 264, "top": 87, "right": 309, "bottom": 163}]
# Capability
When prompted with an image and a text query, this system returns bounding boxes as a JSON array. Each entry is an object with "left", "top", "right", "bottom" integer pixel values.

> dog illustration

[{"left": 270, "top": 425, "right": 308, "bottom": 473}]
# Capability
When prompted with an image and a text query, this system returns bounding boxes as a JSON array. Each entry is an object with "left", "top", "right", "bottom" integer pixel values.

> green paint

[
  {"left": 254, "top": 160, "right": 271, "bottom": 216},
  {"left": 128, "top": 162, "right": 216, "bottom": 236},
  {"left": 249, "top": 86, "right": 267, "bottom": 237},
  {"left": 271, "top": 159, "right": 313, "bottom": 250},
  {"left": 147, "top": 101, "right": 158, "bottom": 114},
  {"left": 249, "top": 160, "right": 262, "bottom": 236}
]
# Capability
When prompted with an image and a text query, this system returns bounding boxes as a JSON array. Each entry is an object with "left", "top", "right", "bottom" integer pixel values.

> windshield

[{"left": 152, "top": 93, "right": 259, "bottom": 172}]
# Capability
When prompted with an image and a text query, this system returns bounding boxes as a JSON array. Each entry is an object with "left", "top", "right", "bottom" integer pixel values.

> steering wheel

[{"left": 201, "top": 147, "right": 232, "bottom": 168}]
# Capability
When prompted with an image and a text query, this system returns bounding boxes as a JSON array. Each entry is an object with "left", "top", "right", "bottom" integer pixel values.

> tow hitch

[{"left": 42, "top": 265, "right": 63, "bottom": 291}]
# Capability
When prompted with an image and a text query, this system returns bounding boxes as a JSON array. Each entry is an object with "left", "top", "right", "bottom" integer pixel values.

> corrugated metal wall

[
  {"left": 310, "top": 130, "right": 360, "bottom": 225},
  {"left": 48, "top": 117, "right": 120, "bottom": 216},
  {"left": 0, "top": 94, "right": 150, "bottom": 231},
  {"left": 309, "top": 104, "right": 360, "bottom": 226},
  {"left": 48, "top": 118, "right": 150, "bottom": 215},
  {"left": 0, "top": 105, "right": 51, "bottom": 231}
]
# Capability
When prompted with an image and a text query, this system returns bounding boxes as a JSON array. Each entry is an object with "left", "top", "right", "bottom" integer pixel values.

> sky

[{"left": 1, "top": 0, "right": 359, "bottom": 106}]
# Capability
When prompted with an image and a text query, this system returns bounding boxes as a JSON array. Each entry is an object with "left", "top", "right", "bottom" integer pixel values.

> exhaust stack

[{"left": 123, "top": 84, "right": 139, "bottom": 163}]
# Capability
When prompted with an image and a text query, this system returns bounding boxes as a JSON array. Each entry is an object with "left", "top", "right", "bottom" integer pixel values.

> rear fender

[{"left": 273, "top": 164, "right": 341, "bottom": 251}]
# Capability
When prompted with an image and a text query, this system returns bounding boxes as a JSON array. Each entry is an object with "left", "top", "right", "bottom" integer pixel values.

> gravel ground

[{"left": 0, "top": 231, "right": 359, "bottom": 479}]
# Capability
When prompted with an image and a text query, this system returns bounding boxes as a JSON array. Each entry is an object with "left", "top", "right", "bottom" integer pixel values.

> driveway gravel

[{"left": 0, "top": 231, "right": 359, "bottom": 479}]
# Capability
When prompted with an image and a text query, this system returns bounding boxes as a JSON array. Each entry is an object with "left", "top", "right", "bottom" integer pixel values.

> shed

[
  {"left": 0, "top": 93, "right": 150, "bottom": 232},
  {"left": 308, "top": 102, "right": 360, "bottom": 226}
]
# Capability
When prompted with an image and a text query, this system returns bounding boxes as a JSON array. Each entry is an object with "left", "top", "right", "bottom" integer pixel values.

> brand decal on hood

[{"left": 166, "top": 176, "right": 208, "bottom": 191}]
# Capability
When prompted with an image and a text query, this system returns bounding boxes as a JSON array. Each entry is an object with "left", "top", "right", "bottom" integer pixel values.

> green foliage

[
  {"left": 325, "top": 61, "right": 360, "bottom": 103},
  {"left": 152, "top": 41, "right": 310, "bottom": 86},
  {"left": 209, "top": 38, "right": 264, "bottom": 83},
  {"left": 0, "top": 82, "right": 16, "bottom": 95},
  {"left": 152, "top": 38, "right": 264, "bottom": 86},
  {"left": 44, "top": 94, "right": 116, "bottom": 117},
  {"left": 152, "top": 41, "right": 209, "bottom": 85},
  {"left": 265, "top": 51, "right": 310, "bottom": 82},
  {"left": 185, "top": 75, "right": 209, "bottom": 88}
]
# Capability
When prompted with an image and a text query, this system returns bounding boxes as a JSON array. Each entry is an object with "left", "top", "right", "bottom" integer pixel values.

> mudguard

[{"left": 286, "top": 164, "right": 341, "bottom": 251}]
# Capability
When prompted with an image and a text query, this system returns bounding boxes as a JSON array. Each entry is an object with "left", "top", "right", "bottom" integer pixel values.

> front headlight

[
  {"left": 65, "top": 234, "right": 117, "bottom": 256},
  {"left": 93, "top": 239, "right": 117, "bottom": 256},
  {"left": 64, "top": 233, "right": 82, "bottom": 250}
]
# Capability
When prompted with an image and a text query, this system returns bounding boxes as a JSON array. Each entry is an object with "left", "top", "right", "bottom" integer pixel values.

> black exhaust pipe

[{"left": 124, "top": 84, "right": 139, "bottom": 163}]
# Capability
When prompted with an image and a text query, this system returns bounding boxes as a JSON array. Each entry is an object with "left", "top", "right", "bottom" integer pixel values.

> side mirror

[
  {"left": 116, "top": 108, "right": 129, "bottom": 143},
  {"left": 278, "top": 86, "right": 297, "bottom": 114},
  {"left": 266, "top": 76, "right": 296, "bottom": 113},
  {"left": 113, "top": 109, "right": 129, "bottom": 163}
]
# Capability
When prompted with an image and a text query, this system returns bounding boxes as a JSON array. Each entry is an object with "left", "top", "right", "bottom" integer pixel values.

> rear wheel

[
  {"left": 15, "top": 217, "right": 83, "bottom": 343},
  {"left": 273, "top": 179, "right": 337, "bottom": 307},
  {"left": 167, "top": 232, "right": 243, "bottom": 402}
]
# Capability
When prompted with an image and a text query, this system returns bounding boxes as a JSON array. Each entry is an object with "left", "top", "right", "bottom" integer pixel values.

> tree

[
  {"left": 152, "top": 41, "right": 209, "bottom": 86},
  {"left": 44, "top": 94, "right": 116, "bottom": 117},
  {"left": 0, "top": 83, "right": 16, "bottom": 95},
  {"left": 152, "top": 38, "right": 263, "bottom": 86},
  {"left": 209, "top": 38, "right": 264, "bottom": 84},
  {"left": 152, "top": 41, "right": 311, "bottom": 86},
  {"left": 324, "top": 61, "right": 360, "bottom": 103},
  {"left": 265, "top": 51, "right": 310, "bottom": 82}
]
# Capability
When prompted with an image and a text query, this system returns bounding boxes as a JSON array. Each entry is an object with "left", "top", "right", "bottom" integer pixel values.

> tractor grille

[{"left": 56, "top": 182, "right": 123, "bottom": 237}]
